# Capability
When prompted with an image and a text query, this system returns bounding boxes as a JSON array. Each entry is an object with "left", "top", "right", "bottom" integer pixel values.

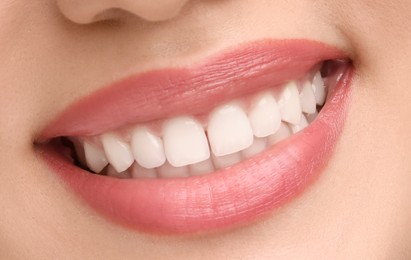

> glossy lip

[{"left": 38, "top": 39, "right": 352, "bottom": 234}]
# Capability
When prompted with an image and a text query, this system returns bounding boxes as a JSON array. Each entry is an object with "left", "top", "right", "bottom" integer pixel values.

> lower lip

[{"left": 39, "top": 68, "right": 352, "bottom": 234}]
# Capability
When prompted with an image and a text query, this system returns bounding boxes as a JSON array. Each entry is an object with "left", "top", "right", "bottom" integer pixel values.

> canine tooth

[
  {"left": 189, "top": 159, "right": 215, "bottom": 176},
  {"left": 248, "top": 93, "right": 281, "bottom": 137},
  {"left": 299, "top": 81, "right": 317, "bottom": 114},
  {"left": 131, "top": 163, "right": 157, "bottom": 179},
  {"left": 101, "top": 133, "right": 134, "bottom": 173},
  {"left": 157, "top": 162, "right": 189, "bottom": 178},
  {"left": 268, "top": 122, "right": 292, "bottom": 145},
  {"left": 84, "top": 141, "right": 108, "bottom": 173},
  {"left": 242, "top": 137, "right": 268, "bottom": 159},
  {"left": 290, "top": 114, "right": 309, "bottom": 134},
  {"left": 306, "top": 110, "right": 319, "bottom": 123},
  {"left": 163, "top": 116, "right": 210, "bottom": 167},
  {"left": 212, "top": 152, "right": 242, "bottom": 169},
  {"left": 131, "top": 127, "right": 166, "bottom": 169},
  {"left": 278, "top": 81, "right": 302, "bottom": 125},
  {"left": 312, "top": 71, "right": 327, "bottom": 106},
  {"left": 106, "top": 165, "right": 131, "bottom": 179},
  {"left": 208, "top": 103, "right": 253, "bottom": 156}
]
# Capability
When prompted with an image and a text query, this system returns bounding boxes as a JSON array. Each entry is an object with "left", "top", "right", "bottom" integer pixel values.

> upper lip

[{"left": 40, "top": 39, "right": 346, "bottom": 139}]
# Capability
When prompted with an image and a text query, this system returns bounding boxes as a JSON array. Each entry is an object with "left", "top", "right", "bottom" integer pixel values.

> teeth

[
  {"left": 157, "top": 162, "right": 189, "bottom": 178},
  {"left": 71, "top": 138, "right": 86, "bottom": 166},
  {"left": 101, "top": 133, "right": 134, "bottom": 173},
  {"left": 163, "top": 116, "right": 210, "bottom": 167},
  {"left": 84, "top": 141, "right": 108, "bottom": 173},
  {"left": 212, "top": 152, "right": 242, "bottom": 169},
  {"left": 131, "top": 163, "right": 157, "bottom": 179},
  {"left": 207, "top": 103, "right": 253, "bottom": 156},
  {"left": 248, "top": 93, "right": 282, "bottom": 138},
  {"left": 290, "top": 114, "right": 309, "bottom": 134},
  {"left": 131, "top": 127, "right": 166, "bottom": 169},
  {"left": 299, "top": 81, "right": 317, "bottom": 114},
  {"left": 242, "top": 137, "right": 268, "bottom": 159},
  {"left": 71, "top": 68, "right": 329, "bottom": 179},
  {"left": 306, "top": 110, "right": 319, "bottom": 123},
  {"left": 312, "top": 71, "right": 327, "bottom": 106},
  {"left": 107, "top": 165, "right": 130, "bottom": 179},
  {"left": 268, "top": 122, "right": 292, "bottom": 145},
  {"left": 189, "top": 159, "right": 215, "bottom": 176},
  {"left": 278, "top": 81, "right": 302, "bottom": 125}
]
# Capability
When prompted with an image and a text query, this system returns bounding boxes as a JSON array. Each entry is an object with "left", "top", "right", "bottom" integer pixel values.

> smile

[{"left": 37, "top": 39, "right": 353, "bottom": 234}]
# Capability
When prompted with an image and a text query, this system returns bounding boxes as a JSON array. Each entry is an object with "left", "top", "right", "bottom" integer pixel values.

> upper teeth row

[{"left": 72, "top": 71, "right": 327, "bottom": 177}]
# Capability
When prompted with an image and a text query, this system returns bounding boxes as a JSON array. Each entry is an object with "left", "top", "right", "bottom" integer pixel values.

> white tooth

[
  {"left": 131, "top": 163, "right": 157, "bottom": 179},
  {"left": 212, "top": 152, "right": 242, "bottom": 169},
  {"left": 290, "top": 114, "right": 309, "bottom": 134},
  {"left": 163, "top": 116, "right": 210, "bottom": 167},
  {"left": 131, "top": 127, "right": 166, "bottom": 169},
  {"left": 306, "top": 110, "right": 319, "bottom": 123},
  {"left": 157, "top": 162, "right": 189, "bottom": 178},
  {"left": 189, "top": 159, "right": 215, "bottom": 176},
  {"left": 84, "top": 141, "right": 108, "bottom": 173},
  {"left": 268, "top": 122, "right": 292, "bottom": 145},
  {"left": 299, "top": 81, "right": 317, "bottom": 114},
  {"left": 106, "top": 165, "right": 130, "bottom": 179},
  {"left": 312, "top": 71, "right": 327, "bottom": 106},
  {"left": 248, "top": 93, "right": 282, "bottom": 138},
  {"left": 101, "top": 133, "right": 134, "bottom": 173},
  {"left": 278, "top": 81, "right": 302, "bottom": 125},
  {"left": 242, "top": 138, "right": 268, "bottom": 159},
  {"left": 207, "top": 103, "right": 253, "bottom": 156}
]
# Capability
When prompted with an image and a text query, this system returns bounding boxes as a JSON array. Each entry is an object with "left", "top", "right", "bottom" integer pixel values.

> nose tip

[{"left": 57, "top": 0, "right": 191, "bottom": 24}]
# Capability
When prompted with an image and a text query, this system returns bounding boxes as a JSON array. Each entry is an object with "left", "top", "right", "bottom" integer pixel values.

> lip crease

[{"left": 38, "top": 39, "right": 352, "bottom": 234}]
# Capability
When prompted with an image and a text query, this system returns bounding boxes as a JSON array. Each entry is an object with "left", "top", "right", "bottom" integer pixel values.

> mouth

[{"left": 37, "top": 39, "right": 353, "bottom": 234}]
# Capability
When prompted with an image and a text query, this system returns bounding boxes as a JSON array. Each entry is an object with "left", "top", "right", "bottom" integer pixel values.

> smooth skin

[{"left": 1, "top": 0, "right": 411, "bottom": 259}]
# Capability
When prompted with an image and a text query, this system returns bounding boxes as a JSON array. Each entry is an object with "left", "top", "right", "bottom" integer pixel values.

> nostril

[
  {"left": 56, "top": 0, "right": 107, "bottom": 24},
  {"left": 92, "top": 8, "right": 136, "bottom": 23},
  {"left": 125, "top": 1, "right": 188, "bottom": 22},
  {"left": 57, "top": 0, "right": 191, "bottom": 24}
]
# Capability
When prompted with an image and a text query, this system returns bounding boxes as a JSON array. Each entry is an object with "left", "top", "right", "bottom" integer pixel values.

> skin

[{"left": 0, "top": 0, "right": 411, "bottom": 259}]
